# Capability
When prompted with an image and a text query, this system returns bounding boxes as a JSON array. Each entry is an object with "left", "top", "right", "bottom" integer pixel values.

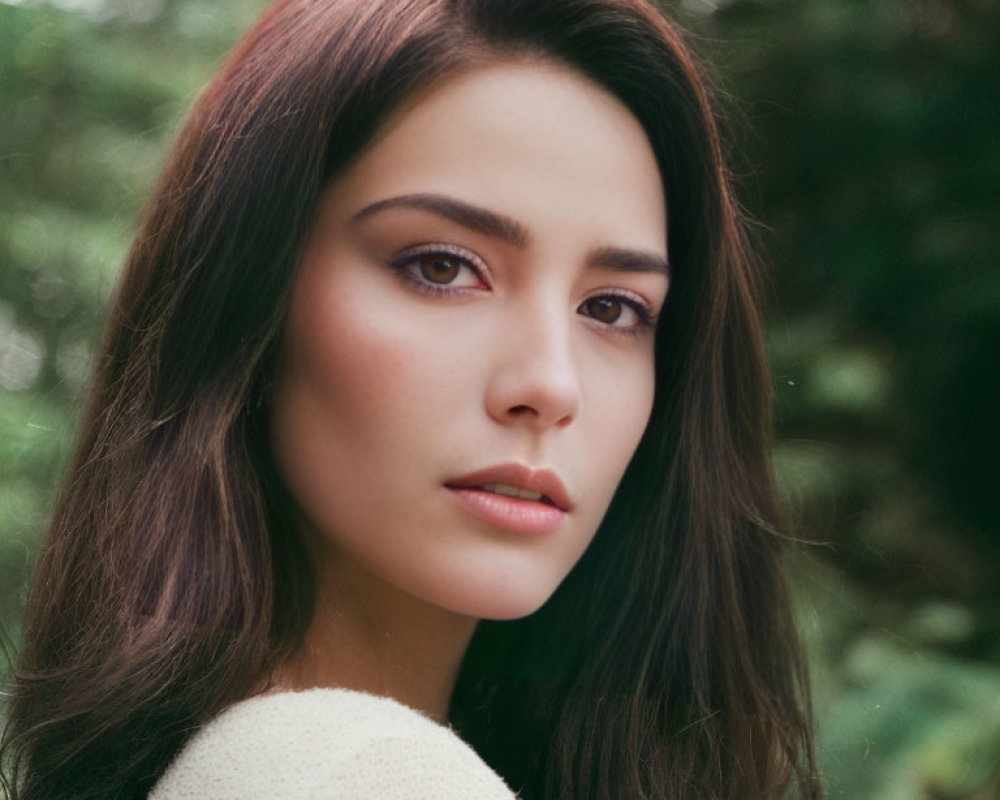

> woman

[{"left": 0, "top": 0, "right": 819, "bottom": 798}]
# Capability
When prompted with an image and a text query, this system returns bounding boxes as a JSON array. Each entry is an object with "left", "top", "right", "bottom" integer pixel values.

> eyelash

[
  {"left": 389, "top": 243, "right": 658, "bottom": 337},
  {"left": 390, "top": 243, "right": 488, "bottom": 296}
]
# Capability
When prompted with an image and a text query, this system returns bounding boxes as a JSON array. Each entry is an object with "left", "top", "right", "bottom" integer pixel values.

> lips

[{"left": 444, "top": 463, "right": 573, "bottom": 512}]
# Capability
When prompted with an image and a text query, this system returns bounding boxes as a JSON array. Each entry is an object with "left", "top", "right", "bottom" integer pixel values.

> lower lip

[{"left": 446, "top": 487, "right": 566, "bottom": 536}]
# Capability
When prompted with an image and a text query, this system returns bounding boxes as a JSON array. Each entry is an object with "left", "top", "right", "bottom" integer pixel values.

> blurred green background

[{"left": 1, "top": 0, "right": 997, "bottom": 796}]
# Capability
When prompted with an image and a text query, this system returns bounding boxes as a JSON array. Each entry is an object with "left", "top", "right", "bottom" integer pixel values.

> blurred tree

[
  {"left": 682, "top": 0, "right": 1000, "bottom": 796},
  {"left": 711, "top": 0, "right": 1000, "bottom": 607},
  {"left": 0, "top": 0, "right": 269, "bottom": 638}
]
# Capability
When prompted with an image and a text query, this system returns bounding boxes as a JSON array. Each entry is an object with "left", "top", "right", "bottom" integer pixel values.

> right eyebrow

[{"left": 350, "top": 193, "right": 531, "bottom": 250}]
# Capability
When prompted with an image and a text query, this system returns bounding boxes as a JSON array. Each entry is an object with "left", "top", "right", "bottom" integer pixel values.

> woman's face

[{"left": 270, "top": 59, "right": 668, "bottom": 620}]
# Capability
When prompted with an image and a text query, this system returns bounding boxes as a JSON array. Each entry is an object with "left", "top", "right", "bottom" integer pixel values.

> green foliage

[
  {"left": 690, "top": 0, "right": 1000, "bottom": 795},
  {"left": 2, "top": 0, "right": 998, "bottom": 797},
  {"left": 794, "top": 552, "right": 1000, "bottom": 798},
  {"left": 0, "top": 0, "right": 269, "bottom": 642}
]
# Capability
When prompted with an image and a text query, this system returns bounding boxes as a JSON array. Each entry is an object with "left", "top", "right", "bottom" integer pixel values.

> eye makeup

[
  {"left": 577, "top": 289, "right": 659, "bottom": 336},
  {"left": 389, "top": 242, "right": 491, "bottom": 295},
  {"left": 387, "top": 240, "right": 661, "bottom": 336}
]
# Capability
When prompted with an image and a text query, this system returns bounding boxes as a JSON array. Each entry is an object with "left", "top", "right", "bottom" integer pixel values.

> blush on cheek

[
  {"left": 287, "top": 269, "right": 414, "bottom": 397},
  {"left": 279, "top": 261, "right": 473, "bottom": 477}
]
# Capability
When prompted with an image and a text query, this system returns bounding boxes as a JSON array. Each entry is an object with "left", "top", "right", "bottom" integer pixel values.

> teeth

[{"left": 481, "top": 483, "right": 545, "bottom": 502}]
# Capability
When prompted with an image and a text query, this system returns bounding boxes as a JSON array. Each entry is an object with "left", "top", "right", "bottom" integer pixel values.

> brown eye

[
  {"left": 583, "top": 297, "right": 623, "bottom": 324},
  {"left": 418, "top": 255, "right": 461, "bottom": 284},
  {"left": 578, "top": 294, "right": 653, "bottom": 333},
  {"left": 392, "top": 244, "right": 488, "bottom": 292}
]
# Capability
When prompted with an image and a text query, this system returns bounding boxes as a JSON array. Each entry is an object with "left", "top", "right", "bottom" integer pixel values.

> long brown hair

[{"left": 1, "top": 1, "right": 819, "bottom": 798}]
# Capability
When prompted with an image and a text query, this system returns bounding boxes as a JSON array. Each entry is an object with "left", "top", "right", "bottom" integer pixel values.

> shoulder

[{"left": 149, "top": 689, "right": 517, "bottom": 799}]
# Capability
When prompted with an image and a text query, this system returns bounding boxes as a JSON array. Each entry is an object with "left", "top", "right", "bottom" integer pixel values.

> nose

[{"left": 484, "top": 303, "right": 582, "bottom": 431}]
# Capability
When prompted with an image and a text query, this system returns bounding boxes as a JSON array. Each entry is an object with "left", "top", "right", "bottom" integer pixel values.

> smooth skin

[{"left": 269, "top": 58, "right": 668, "bottom": 720}]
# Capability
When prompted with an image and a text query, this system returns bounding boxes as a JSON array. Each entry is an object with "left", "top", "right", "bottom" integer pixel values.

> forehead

[{"left": 326, "top": 58, "right": 666, "bottom": 254}]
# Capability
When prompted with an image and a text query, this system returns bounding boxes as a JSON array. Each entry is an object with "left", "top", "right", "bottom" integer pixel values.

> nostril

[{"left": 486, "top": 362, "right": 581, "bottom": 430}]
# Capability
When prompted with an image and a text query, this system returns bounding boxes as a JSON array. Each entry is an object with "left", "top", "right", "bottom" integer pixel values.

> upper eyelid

[
  {"left": 390, "top": 242, "right": 662, "bottom": 313},
  {"left": 391, "top": 242, "right": 490, "bottom": 277},
  {"left": 581, "top": 286, "right": 659, "bottom": 319},
  {"left": 583, "top": 286, "right": 652, "bottom": 306}
]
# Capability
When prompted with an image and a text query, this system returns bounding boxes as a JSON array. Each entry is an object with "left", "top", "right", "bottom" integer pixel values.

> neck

[{"left": 272, "top": 552, "right": 478, "bottom": 724}]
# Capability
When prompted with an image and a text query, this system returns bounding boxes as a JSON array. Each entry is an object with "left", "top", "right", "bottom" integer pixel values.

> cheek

[
  {"left": 268, "top": 257, "right": 478, "bottom": 530},
  {"left": 589, "top": 349, "right": 656, "bottom": 451},
  {"left": 268, "top": 262, "right": 401, "bottom": 529},
  {"left": 576, "top": 353, "right": 656, "bottom": 514}
]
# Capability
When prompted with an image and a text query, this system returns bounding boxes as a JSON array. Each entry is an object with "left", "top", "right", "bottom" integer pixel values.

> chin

[
  {"left": 429, "top": 577, "right": 559, "bottom": 622},
  {"left": 416, "top": 540, "right": 589, "bottom": 622}
]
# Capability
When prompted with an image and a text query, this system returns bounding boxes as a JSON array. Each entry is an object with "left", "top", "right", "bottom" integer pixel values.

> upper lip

[{"left": 445, "top": 463, "right": 573, "bottom": 512}]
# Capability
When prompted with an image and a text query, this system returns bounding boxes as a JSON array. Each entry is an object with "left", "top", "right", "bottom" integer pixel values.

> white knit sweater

[{"left": 149, "top": 688, "right": 517, "bottom": 799}]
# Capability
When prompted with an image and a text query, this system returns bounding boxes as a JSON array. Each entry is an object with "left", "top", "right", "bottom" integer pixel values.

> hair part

[{"left": 1, "top": 2, "right": 818, "bottom": 799}]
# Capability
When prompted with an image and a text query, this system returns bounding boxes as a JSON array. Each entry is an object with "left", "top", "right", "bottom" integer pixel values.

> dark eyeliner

[
  {"left": 580, "top": 289, "right": 659, "bottom": 336},
  {"left": 388, "top": 243, "right": 488, "bottom": 295}
]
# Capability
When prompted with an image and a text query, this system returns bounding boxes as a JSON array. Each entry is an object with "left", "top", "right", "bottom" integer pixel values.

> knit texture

[{"left": 149, "top": 688, "right": 517, "bottom": 799}]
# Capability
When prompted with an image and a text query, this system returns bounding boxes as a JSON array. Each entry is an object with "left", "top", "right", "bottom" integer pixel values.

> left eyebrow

[
  {"left": 351, "top": 192, "right": 669, "bottom": 277},
  {"left": 587, "top": 246, "right": 670, "bottom": 278}
]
